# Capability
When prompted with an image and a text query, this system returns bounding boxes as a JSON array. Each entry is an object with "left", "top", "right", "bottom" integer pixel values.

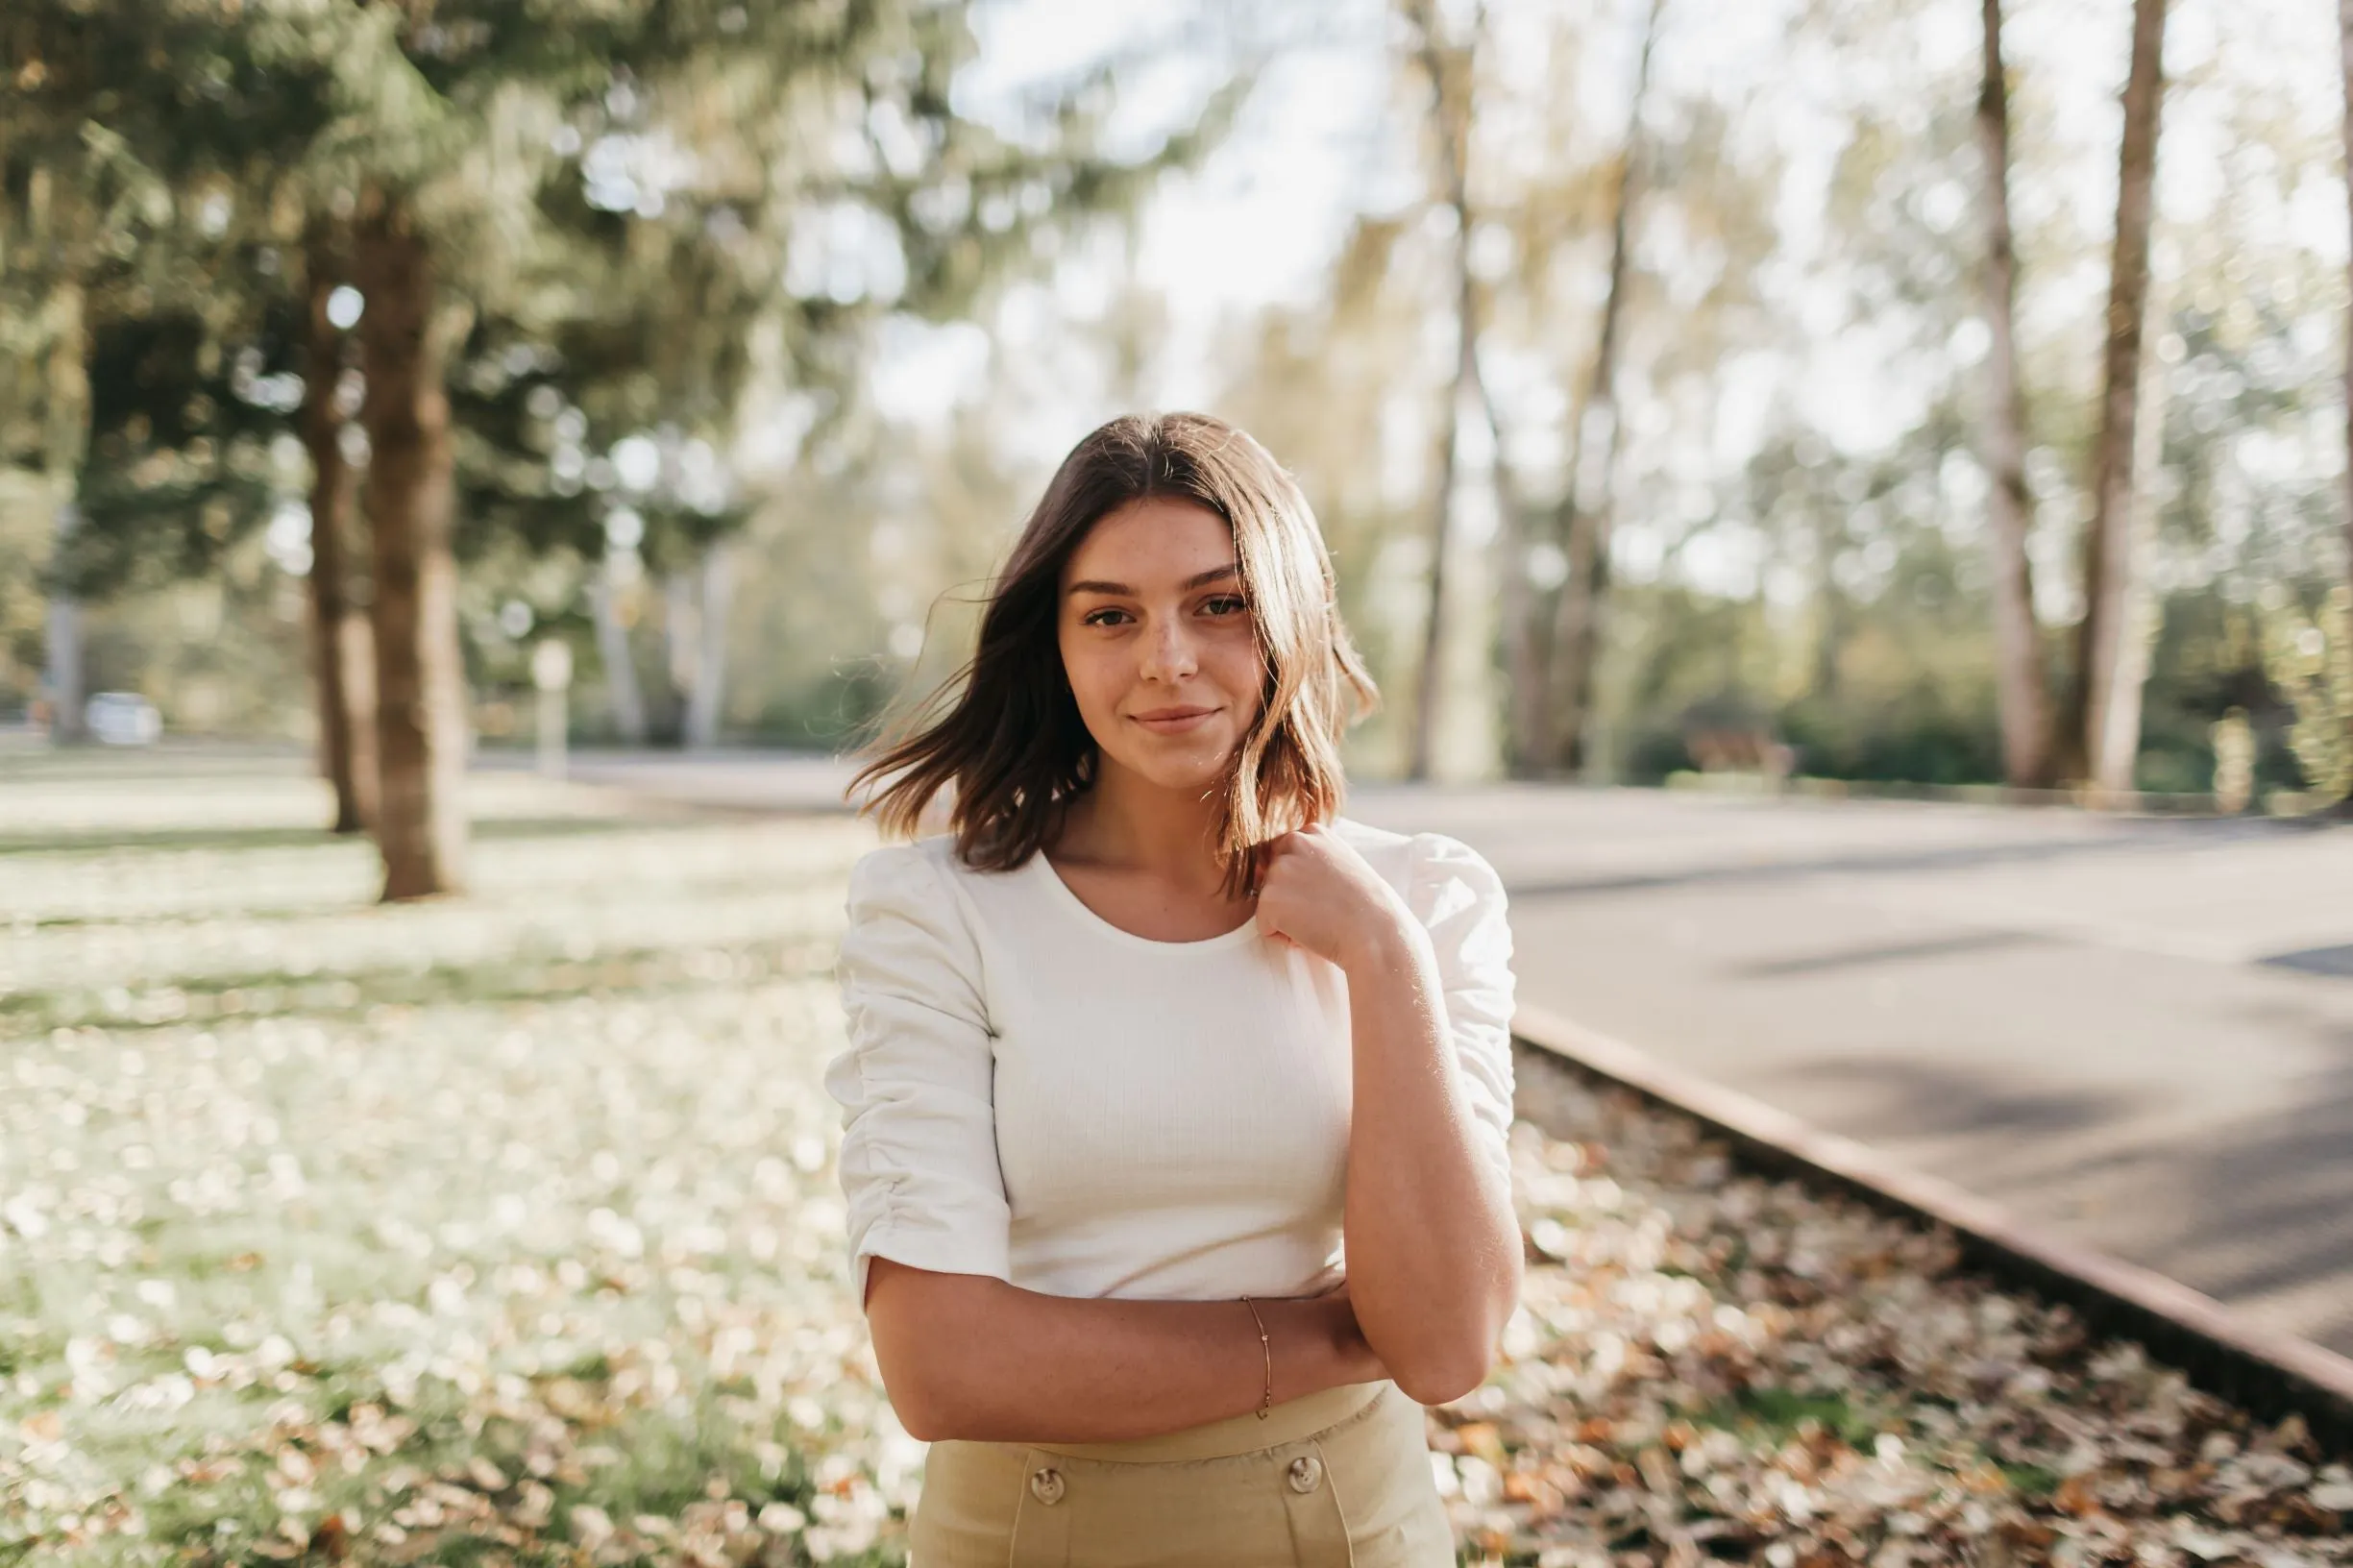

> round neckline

[{"left": 1028, "top": 850, "right": 1262, "bottom": 954}]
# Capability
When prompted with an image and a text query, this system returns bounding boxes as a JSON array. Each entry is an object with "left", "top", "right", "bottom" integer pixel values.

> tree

[
  {"left": 2054, "top": 0, "right": 2169, "bottom": 790},
  {"left": 1973, "top": 0, "right": 2051, "bottom": 789},
  {"left": 265, "top": 0, "right": 1218, "bottom": 895},
  {"left": 1483, "top": 339, "right": 1541, "bottom": 776},
  {"left": 2095, "top": 283, "right": 2169, "bottom": 798},
  {"left": 298, "top": 221, "right": 376, "bottom": 832},
  {"left": 426, "top": 17, "right": 1231, "bottom": 755},
  {"left": 350, "top": 190, "right": 470, "bottom": 896},
  {"left": 1545, "top": 0, "right": 1665, "bottom": 777},
  {"left": 37, "top": 244, "right": 86, "bottom": 744},
  {"left": 2340, "top": 0, "right": 2353, "bottom": 807},
  {"left": 7, "top": 1, "right": 351, "bottom": 786},
  {"left": 1401, "top": 0, "right": 1485, "bottom": 782},
  {"left": 0, "top": 83, "right": 106, "bottom": 744}
]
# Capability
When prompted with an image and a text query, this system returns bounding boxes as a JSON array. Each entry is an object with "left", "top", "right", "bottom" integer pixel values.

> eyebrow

[{"left": 1066, "top": 563, "right": 1239, "bottom": 598}]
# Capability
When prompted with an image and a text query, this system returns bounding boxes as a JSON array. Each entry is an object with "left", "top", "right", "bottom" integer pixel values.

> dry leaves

[
  {"left": 0, "top": 770, "right": 908, "bottom": 1565},
  {"left": 1442, "top": 1049, "right": 2352, "bottom": 1568}
]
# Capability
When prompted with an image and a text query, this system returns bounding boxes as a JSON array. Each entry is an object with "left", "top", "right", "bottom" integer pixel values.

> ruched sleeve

[
  {"left": 822, "top": 843, "right": 1012, "bottom": 1311},
  {"left": 1407, "top": 832, "right": 1517, "bottom": 1190}
]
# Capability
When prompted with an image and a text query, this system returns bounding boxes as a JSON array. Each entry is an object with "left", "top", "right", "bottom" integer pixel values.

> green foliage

[
  {"left": 2265, "top": 585, "right": 2353, "bottom": 803},
  {"left": 2136, "top": 592, "right": 2302, "bottom": 796},
  {"left": 1690, "top": 1385, "right": 1881, "bottom": 1452},
  {"left": 5, "top": 0, "right": 1234, "bottom": 768},
  {"left": 56, "top": 303, "right": 295, "bottom": 599},
  {"left": 0, "top": 475, "right": 58, "bottom": 713},
  {"left": 1998, "top": 1461, "right": 2063, "bottom": 1499},
  {"left": 10, "top": 0, "right": 2346, "bottom": 796}
]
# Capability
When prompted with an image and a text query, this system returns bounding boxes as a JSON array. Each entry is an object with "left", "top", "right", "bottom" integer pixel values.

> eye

[
  {"left": 1080, "top": 606, "right": 1133, "bottom": 627},
  {"left": 1201, "top": 595, "right": 1248, "bottom": 617}
]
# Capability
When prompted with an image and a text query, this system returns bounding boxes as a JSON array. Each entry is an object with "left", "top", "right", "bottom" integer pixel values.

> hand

[{"left": 1254, "top": 823, "right": 1419, "bottom": 974}]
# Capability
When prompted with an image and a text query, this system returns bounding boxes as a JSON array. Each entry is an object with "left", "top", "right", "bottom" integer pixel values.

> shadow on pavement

[
  {"left": 1731, "top": 930, "right": 2042, "bottom": 978},
  {"left": 2261, "top": 945, "right": 2353, "bottom": 980},
  {"left": 2147, "top": 1026, "right": 2353, "bottom": 1354},
  {"left": 1502, "top": 817, "right": 2323, "bottom": 903},
  {"left": 1776, "top": 1054, "right": 2126, "bottom": 1140},
  {"left": 1780, "top": 1035, "right": 2353, "bottom": 1357}
]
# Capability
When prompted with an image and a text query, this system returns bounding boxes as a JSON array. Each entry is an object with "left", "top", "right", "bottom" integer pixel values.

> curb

[{"left": 1510, "top": 1001, "right": 2353, "bottom": 1454}]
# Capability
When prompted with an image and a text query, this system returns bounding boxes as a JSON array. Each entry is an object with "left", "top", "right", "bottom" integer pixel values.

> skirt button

[
  {"left": 1029, "top": 1466, "right": 1066, "bottom": 1505},
  {"left": 1287, "top": 1455, "right": 1323, "bottom": 1493}
]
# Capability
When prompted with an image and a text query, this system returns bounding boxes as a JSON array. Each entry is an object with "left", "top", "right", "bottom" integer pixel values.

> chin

[{"left": 1109, "top": 740, "right": 1238, "bottom": 796}]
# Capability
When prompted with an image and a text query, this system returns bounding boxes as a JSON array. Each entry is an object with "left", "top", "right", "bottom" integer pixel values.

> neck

[{"left": 1060, "top": 756, "right": 1228, "bottom": 886}]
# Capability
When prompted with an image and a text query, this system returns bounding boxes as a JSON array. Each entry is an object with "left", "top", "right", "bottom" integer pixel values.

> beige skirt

[{"left": 907, "top": 1379, "right": 1456, "bottom": 1567}]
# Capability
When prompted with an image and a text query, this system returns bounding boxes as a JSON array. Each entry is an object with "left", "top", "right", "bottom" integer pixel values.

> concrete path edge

[{"left": 1510, "top": 1002, "right": 2353, "bottom": 1455}]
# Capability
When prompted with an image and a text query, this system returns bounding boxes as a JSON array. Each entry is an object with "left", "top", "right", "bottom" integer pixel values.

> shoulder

[
  {"left": 849, "top": 835, "right": 956, "bottom": 880},
  {"left": 1328, "top": 818, "right": 1506, "bottom": 920},
  {"left": 845, "top": 835, "right": 987, "bottom": 928},
  {"left": 840, "top": 837, "right": 993, "bottom": 1001}
]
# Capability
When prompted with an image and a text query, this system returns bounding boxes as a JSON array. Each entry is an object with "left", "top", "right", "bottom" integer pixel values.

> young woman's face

[{"left": 1058, "top": 496, "right": 1265, "bottom": 796}]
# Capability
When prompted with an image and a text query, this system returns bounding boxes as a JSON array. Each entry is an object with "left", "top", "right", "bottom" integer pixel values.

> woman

[{"left": 825, "top": 411, "right": 1521, "bottom": 1566}]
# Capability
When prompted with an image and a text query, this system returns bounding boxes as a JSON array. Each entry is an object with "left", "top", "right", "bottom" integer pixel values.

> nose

[{"left": 1137, "top": 613, "right": 1198, "bottom": 684}]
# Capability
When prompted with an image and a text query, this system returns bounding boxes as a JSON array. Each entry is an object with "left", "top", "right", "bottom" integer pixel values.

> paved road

[
  {"left": 1343, "top": 783, "right": 2353, "bottom": 1360},
  {"left": 562, "top": 753, "right": 2353, "bottom": 1358}
]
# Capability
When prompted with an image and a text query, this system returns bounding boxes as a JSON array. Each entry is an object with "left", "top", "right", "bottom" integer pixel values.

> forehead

[{"left": 1063, "top": 496, "right": 1234, "bottom": 585}]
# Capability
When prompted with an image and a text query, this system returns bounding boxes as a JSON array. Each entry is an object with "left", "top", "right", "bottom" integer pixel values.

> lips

[{"left": 1130, "top": 705, "right": 1218, "bottom": 735}]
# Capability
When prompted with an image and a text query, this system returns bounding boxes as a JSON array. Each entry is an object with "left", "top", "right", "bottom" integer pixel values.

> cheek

[
  {"left": 1205, "top": 634, "right": 1267, "bottom": 724},
  {"left": 1058, "top": 631, "right": 1124, "bottom": 721}
]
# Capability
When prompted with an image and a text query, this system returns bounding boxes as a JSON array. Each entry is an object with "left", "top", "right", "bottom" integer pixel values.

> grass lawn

[{"left": 3, "top": 756, "right": 899, "bottom": 1564}]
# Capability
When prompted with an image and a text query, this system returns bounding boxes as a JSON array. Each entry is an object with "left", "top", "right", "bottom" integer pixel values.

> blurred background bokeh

[
  {"left": 6, "top": 0, "right": 2349, "bottom": 835},
  {"left": 12, "top": 6, "right": 2353, "bottom": 1563}
]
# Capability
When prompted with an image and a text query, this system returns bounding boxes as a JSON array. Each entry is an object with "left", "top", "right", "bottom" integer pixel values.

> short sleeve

[
  {"left": 1407, "top": 833, "right": 1517, "bottom": 1191},
  {"left": 822, "top": 843, "right": 1013, "bottom": 1310}
]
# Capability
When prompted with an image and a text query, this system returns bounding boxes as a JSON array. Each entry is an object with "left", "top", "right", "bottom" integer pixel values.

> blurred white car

[{"left": 86, "top": 692, "right": 162, "bottom": 747}]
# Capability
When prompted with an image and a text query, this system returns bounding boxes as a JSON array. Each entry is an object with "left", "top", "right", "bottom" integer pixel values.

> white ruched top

[{"left": 822, "top": 817, "right": 1516, "bottom": 1310}]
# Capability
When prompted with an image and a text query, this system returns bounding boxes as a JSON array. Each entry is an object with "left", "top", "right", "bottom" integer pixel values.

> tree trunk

[
  {"left": 1407, "top": 6, "right": 1543, "bottom": 776},
  {"left": 1975, "top": 0, "right": 2053, "bottom": 789},
  {"left": 1812, "top": 510, "right": 1848, "bottom": 701},
  {"left": 41, "top": 277, "right": 87, "bottom": 744},
  {"left": 1547, "top": 0, "right": 1664, "bottom": 777},
  {"left": 44, "top": 503, "right": 82, "bottom": 742},
  {"left": 339, "top": 611, "right": 379, "bottom": 805},
  {"left": 664, "top": 567, "right": 695, "bottom": 686},
  {"left": 2093, "top": 304, "right": 2170, "bottom": 801},
  {"left": 1409, "top": 385, "right": 1462, "bottom": 782},
  {"left": 1405, "top": 0, "right": 1480, "bottom": 783},
  {"left": 683, "top": 541, "right": 734, "bottom": 750},
  {"left": 2340, "top": 0, "right": 2353, "bottom": 805},
  {"left": 2054, "top": 0, "right": 2168, "bottom": 786},
  {"left": 591, "top": 561, "right": 650, "bottom": 745},
  {"left": 301, "top": 224, "right": 376, "bottom": 833},
  {"left": 1483, "top": 369, "right": 1543, "bottom": 775},
  {"left": 354, "top": 190, "right": 469, "bottom": 900}
]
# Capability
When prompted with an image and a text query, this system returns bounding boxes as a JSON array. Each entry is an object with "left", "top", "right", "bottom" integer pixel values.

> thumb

[{"left": 1255, "top": 899, "right": 1290, "bottom": 944}]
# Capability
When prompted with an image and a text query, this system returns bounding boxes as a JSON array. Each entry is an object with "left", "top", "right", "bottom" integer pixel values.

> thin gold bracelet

[{"left": 1239, "top": 1295, "right": 1272, "bottom": 1419}]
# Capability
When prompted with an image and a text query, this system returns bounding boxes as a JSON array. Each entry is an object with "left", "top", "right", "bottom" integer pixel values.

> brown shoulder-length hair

[{"left": 848, "top": 411, "right": 1378, "bottom": 892}]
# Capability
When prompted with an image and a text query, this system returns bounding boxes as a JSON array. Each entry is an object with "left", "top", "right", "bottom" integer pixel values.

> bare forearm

[
  {"left": 868, "top": 1263, "right": 1382, "bottom": 1444},
  {"left": 1339, "top": 927, "right": 1522, "bottom": 1403}
]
